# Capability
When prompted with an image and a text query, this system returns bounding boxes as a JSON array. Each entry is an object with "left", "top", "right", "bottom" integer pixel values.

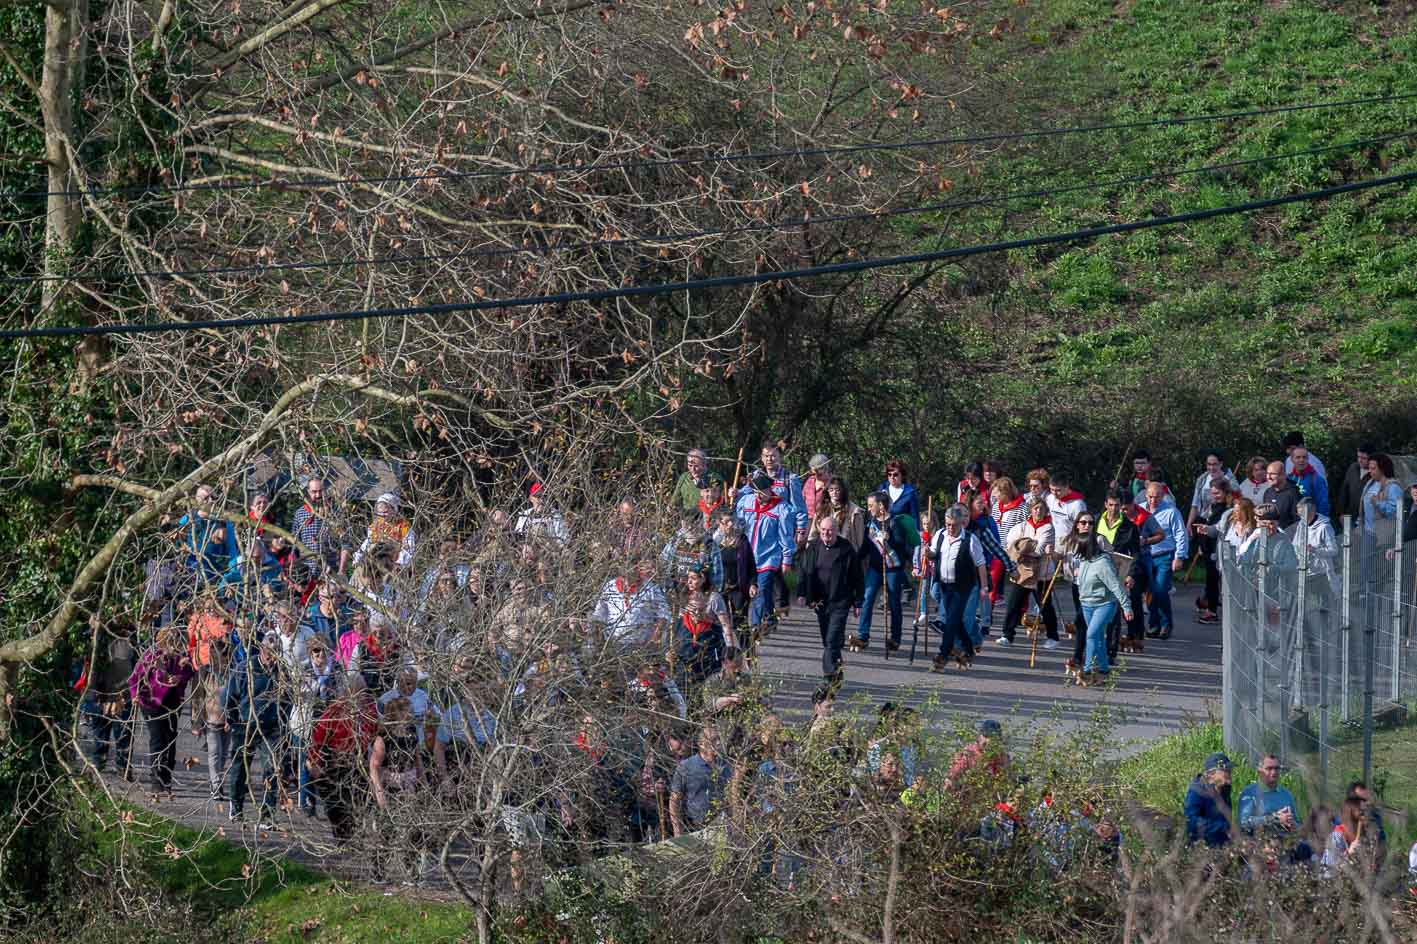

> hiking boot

[
  {"left": 884, "top": 639, "right": 900, "bottom": 653},
  {"left": 931, "top": 655, "right": 948, "bottom": 674},
  {"left": 847, "top": 637, "right": 868, "bottom": 653}
]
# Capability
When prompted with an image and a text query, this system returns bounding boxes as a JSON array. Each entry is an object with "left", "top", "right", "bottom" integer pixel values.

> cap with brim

[
  {"left": 1203, "top": 751, "right": 1232, "bottom": 773},
  {"left": 751, "top": 473, "right": 775, "bottom": 492}
]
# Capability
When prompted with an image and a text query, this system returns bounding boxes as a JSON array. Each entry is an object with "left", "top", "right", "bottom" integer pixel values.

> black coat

[{"left": 798, "top": 538, "right": 864, "bottom": 606}]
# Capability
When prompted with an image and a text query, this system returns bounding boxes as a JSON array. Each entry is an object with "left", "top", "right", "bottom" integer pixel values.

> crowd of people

[{"left": 76, "top": 431, "right": 1417, "bottom": 887}]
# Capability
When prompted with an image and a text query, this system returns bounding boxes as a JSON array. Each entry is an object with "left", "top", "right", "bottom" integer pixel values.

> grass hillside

[{"left": 801, "top": 0, "right": 1417, "bottom": 490}]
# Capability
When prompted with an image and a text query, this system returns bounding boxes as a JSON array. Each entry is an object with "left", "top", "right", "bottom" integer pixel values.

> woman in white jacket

[{"left": 999, "top": 497, "right": 1060, "bottom": 648}]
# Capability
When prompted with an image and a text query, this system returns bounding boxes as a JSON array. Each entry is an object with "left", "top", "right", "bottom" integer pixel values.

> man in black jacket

[
  {"left": 1259, "top": 461, "right": 1300, "bottom": 531},
  {"left": 224, "top": 635, "right": 289, "bottom": 826},
  {"left": 796, "top": 516, "right": 864, "bottom": 686}
]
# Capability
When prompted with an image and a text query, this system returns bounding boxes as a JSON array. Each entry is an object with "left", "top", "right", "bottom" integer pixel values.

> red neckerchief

[
  {"left": 1059, "top": 490, "right": 1085, "bottom": 503},
  {"left": 575, "top": 730, "right": 605, "bottom": 762},
  {"left": 249, "top": 510, "right": 271, "bottom": 536},
  {"left": 698, "top": 498, "right": 722, "bottom": 521},
  {"left": 998, "top": 495, "right": 1024, "bottom": 514},
  {"left": 302, "top": 501, "right": 320, "bottom": 518},
  {"left": 1028, "top": 512, "right": 1052, "bottom": 527},
  {"left": 1128, "top": 508, "right": 1152, "bottom": 526},
  {"left": 615, "top": 577, "right": 641, "bottom": 597},
  {"left": 681, "top": 613, "right": 714, "bottom": 639},
  {"left": 363, "top": 632, "right": 389, "bottom": 662},
  {"left": 751, "top": 494, "right": 782, "bottom": 516}
]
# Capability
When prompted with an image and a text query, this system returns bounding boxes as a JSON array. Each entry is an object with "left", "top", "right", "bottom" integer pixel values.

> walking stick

[
  {"left": 729, "top": 446, "right": 745, "bottom": 497},
  {"left": 910, "top": 498, "right": 933, "bottom": 665},
  {"left": 1028, "top": 559, "right": 1064, "bottom": 670}
]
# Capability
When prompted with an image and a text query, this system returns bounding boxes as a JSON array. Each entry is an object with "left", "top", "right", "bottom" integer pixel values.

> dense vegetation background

[{"left": 3, "top": 0, "right": 1416, "bottom": 935}]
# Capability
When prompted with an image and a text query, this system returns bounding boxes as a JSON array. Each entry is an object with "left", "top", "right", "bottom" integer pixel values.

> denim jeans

[
  {"left": 292, "top": 734, "right": 317, "bottom": 813},
  {"left": 228, "top": 723, "right": 280, "bottom": 817},
  {"left": 857, "top": 567, "right": 904, "bottom": 643},
  {"left": 204, "top": 721, "right": 231, "bottom": 798},
  {"left": 1146, "top": 553, "right": 1176, "bottom": 631},
  {"left": 933, "top": 582, "right": 975, "bottom": 660},
  {"left": 1081, "top": 600, "right": 1118, "bottom": 673},
  {"left": 963, "top": 587, "right": 984, "bottom": 646},
  {"left": 751, "top": 569, "right": 777, "bottom": 626},
  {"left": 86, "top": 699, "right": 133, "bottom": 771}
]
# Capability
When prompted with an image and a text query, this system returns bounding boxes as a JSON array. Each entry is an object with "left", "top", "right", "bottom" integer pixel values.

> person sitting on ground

[
  {"left": 1184, "top": 752, "right": 1233, "bottom": 847},
  {"left": 669, "top": 727, "right": 732, "bottom": 837},
  {"left": 1323, "top": 797, "right": 1372, "bottom": 877},
  {"left": 1237, "top": 753, "right": 1298, "bottom": 840}
]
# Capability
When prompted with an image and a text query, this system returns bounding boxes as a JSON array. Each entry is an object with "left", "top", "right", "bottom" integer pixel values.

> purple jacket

[{"left": 128, "top": 647, "right": 196, "bottom": 715}]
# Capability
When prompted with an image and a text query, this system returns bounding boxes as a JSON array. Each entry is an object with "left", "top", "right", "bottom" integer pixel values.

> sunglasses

[{"left": 1077, "top": 519, "right": 1095, "bottom": 525}]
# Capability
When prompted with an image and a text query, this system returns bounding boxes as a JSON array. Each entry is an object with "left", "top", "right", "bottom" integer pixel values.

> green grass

[{"left": 92, "top": 802, "right": 474, "bottom": 943}]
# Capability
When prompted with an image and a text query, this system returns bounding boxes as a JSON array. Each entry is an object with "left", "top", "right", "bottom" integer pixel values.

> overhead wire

[
  {"left": 2, "top": 90, "right": 1415, "bottom": 201},
  {"left": 5, "top": 129, "right": 1411, "bottom": 287},
  {"left": 4, "top": 167, "right": 1413, "bottom": 340}
]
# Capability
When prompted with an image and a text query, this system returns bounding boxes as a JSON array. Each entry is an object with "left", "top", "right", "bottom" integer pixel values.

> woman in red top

[{"left": 306, "top": 679, "right": 380, "bottom": 843}]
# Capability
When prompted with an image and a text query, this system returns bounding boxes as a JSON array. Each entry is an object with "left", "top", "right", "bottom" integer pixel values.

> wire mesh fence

[{"left": 1221, "top": 511, "right": 1417, "bottom": 815}]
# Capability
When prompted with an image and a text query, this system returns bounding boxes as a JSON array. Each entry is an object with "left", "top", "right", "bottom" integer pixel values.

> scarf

[
  {"left": 698, "top": 498, "right": 722, "bottom": 524},
  {"left": 1027, "top": 512, "right": 1052, "bottom": 528},
  {"left": 681, "top": 613, "right": 714, "bottom": 640},
  {"left": 615, "top": 577, "right": 641, "bottom": 598},
  {"left": 997, "top": 495, "right": 1024, "bottom": 515}
]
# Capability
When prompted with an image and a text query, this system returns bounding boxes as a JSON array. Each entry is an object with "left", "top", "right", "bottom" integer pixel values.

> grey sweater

[{"left": 1075, "top": 555, "right": 1130, "bottom": 610}]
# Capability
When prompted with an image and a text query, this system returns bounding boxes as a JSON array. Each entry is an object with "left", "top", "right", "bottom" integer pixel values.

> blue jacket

[
  {"left": 1147, "top": 496, "right": 1190, "bottom": 560},
  {"left": 179, "top": 514, "right": 241, "bottom": 584},
  {"left": 735, "top": 492, "right": 796, "bottom": 571},
  {"left": 1237, "top": 781, "right": 1298, "bottom": 837},
  {"left": 877, "top": 481, "right": 920, "bottom": 525},
  {"left": 222, "top": 657, "right": 286, "bottom": 734},
  {"left": 1289, "top": 466, "right": 1330, "bottom": 517},
  {"left": 737, "top": 468, "right": 807, "bottom": 532},
  {"left": 1184, "top": 776, "right": 1232, "bottom": 847}
]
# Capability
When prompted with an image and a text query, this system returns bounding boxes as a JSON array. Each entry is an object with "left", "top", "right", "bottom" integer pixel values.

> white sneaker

[
  {"left": 994, "top": 636, "right": 1011, "bottom": 647},
  {"left": 1042, "top": 639, "right": 1060, "bottom": 651}
]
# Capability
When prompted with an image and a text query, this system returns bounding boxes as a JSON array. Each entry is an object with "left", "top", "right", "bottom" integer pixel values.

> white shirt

[
  {"left": 514, "top": 507, "right": 569, "bottom": 546},
  {"left": 590, "top": 577, "right": 671, "bottom": 645},
  {"left": 888, "top": 483, "right": 904, "bottom": 503},
  {"left": 436, "top": 702, "right": 497, "bottom": 746},
  {"left": 276, "top": 626, "right": 314, "bottom": 674},
  {"left": 1284, "top": 452, "right": 1326, "bottom": 480},
  {"left": 1238, "top": 476, "right": 1269, "bottom": 507},
  {"left": 1046, "top": 494, "right": 1087, "bottom": 544},
  {"left": 380, "top": 686, "right": 434, "bottom": 721},
  {"left": 930, "top": 529, "right": 983, "bottom": 583}
]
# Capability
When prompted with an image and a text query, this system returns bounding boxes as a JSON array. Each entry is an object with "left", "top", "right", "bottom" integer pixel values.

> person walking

[
  {"left": 1000, "top": 497, "right": 1060, "bottom": 648},
  {"left": 129, "top": 627, "right": 196, "bottom": 793},
  {"left": 1067, "top": 513, "right": 1134, "bottom": 683},
  {"left": 796, "top": 515, "right": 864, "bottom": 688},
  {"left": 853, "top": 492, "right": 913, "bottom": 653},
  {"left": 926, "top": 504, "right": 988, "bottom": 672},
  {"left": 1143, "top": 481, "right": 1188, "bottom": 641}
]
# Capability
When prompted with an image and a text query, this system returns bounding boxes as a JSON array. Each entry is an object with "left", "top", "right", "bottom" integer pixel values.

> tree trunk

[{"left": 39, "top": 0, "right": 83, "bottom": 312}]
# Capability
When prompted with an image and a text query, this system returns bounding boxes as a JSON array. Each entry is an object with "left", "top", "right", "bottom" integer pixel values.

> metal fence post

[
  {"left": 1221, "top": 540, "right": 1235, "bottom": 751},
  {"left": 1289, "top": 522, "right": 1310, "bottom": 770},
  {"left": 1258, "top": 527, "right": 1271, "bottom": 737},
  {"left": 1363, "top": 530, "right": 1377, "bottom": 788},
  {"left": 1392, "top": 507, "right": 1404, "bottom": 703},
  {"left": 1341, "top": 516, "right": 1353, "bottom": 722}
]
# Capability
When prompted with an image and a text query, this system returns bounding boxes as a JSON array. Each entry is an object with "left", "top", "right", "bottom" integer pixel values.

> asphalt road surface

[{"left": 754, "top": 580, "right": 1220, "bottom": 745}]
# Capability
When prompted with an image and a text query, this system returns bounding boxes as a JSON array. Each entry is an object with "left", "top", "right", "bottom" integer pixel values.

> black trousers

[
  {"left": 1002, "top": 582, "right": 1058, "bottom": 642},
  {"left": 815, "top": 600, "right": 851, "bottom": 677},
  {"left": 143, "top": 709, "right": 180, "bottom": 787},
  {"left": 315, "top": 766, "right": 364, "bottom": 843}
]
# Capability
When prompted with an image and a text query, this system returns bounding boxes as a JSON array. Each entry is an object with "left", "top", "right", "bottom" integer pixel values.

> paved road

[
  {"left": 755, "top": 581, "right": 1221, "bottom": 745},
  {"left": 100, "top": 582, "right": 1218, "bottom": 890}
]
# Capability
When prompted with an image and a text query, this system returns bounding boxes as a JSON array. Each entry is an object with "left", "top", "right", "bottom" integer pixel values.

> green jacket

[{"left": 676, "top": 470, "right": 724, "bottom": 513}]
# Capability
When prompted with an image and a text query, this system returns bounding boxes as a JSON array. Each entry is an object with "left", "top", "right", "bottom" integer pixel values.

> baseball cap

[{"left": 1203, "top": 752, "right": 1232, "bottom": 773}]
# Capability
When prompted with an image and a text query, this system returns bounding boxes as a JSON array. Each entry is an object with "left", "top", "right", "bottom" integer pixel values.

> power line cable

[
  {"left": 4, "top": 167, "right": 1412, "bottom": 340},
  {"left": 3, "top": 90, "right": 1416, "bottom": 202},
  {"left": 6, "top": 129, "right": 1410, "bottom": 287}
]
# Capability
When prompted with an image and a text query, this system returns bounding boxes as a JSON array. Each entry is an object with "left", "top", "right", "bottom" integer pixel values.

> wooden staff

[
  {"left": 1029, "top": 557, "right": 1064, "bottom": 670},
  {"left": 729, "top": 445, "right": 746, "bottom": 496}
]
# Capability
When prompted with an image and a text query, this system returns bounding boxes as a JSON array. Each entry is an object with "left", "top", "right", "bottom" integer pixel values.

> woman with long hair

[
  {"left": 852, "top": 492, "right": 913, "bottom": 653},
  {"left": 808, "top": 476, "right": 866, "bottom": 552},
  {"left": 1065, "top": 512, "right": 1133, "bottom": 683},
  {"left": 128, "top": 626, "right": 196, "bottom": 793},
  {"left": 961, "top": 487, "right": 1014, "bottom": 644}
]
